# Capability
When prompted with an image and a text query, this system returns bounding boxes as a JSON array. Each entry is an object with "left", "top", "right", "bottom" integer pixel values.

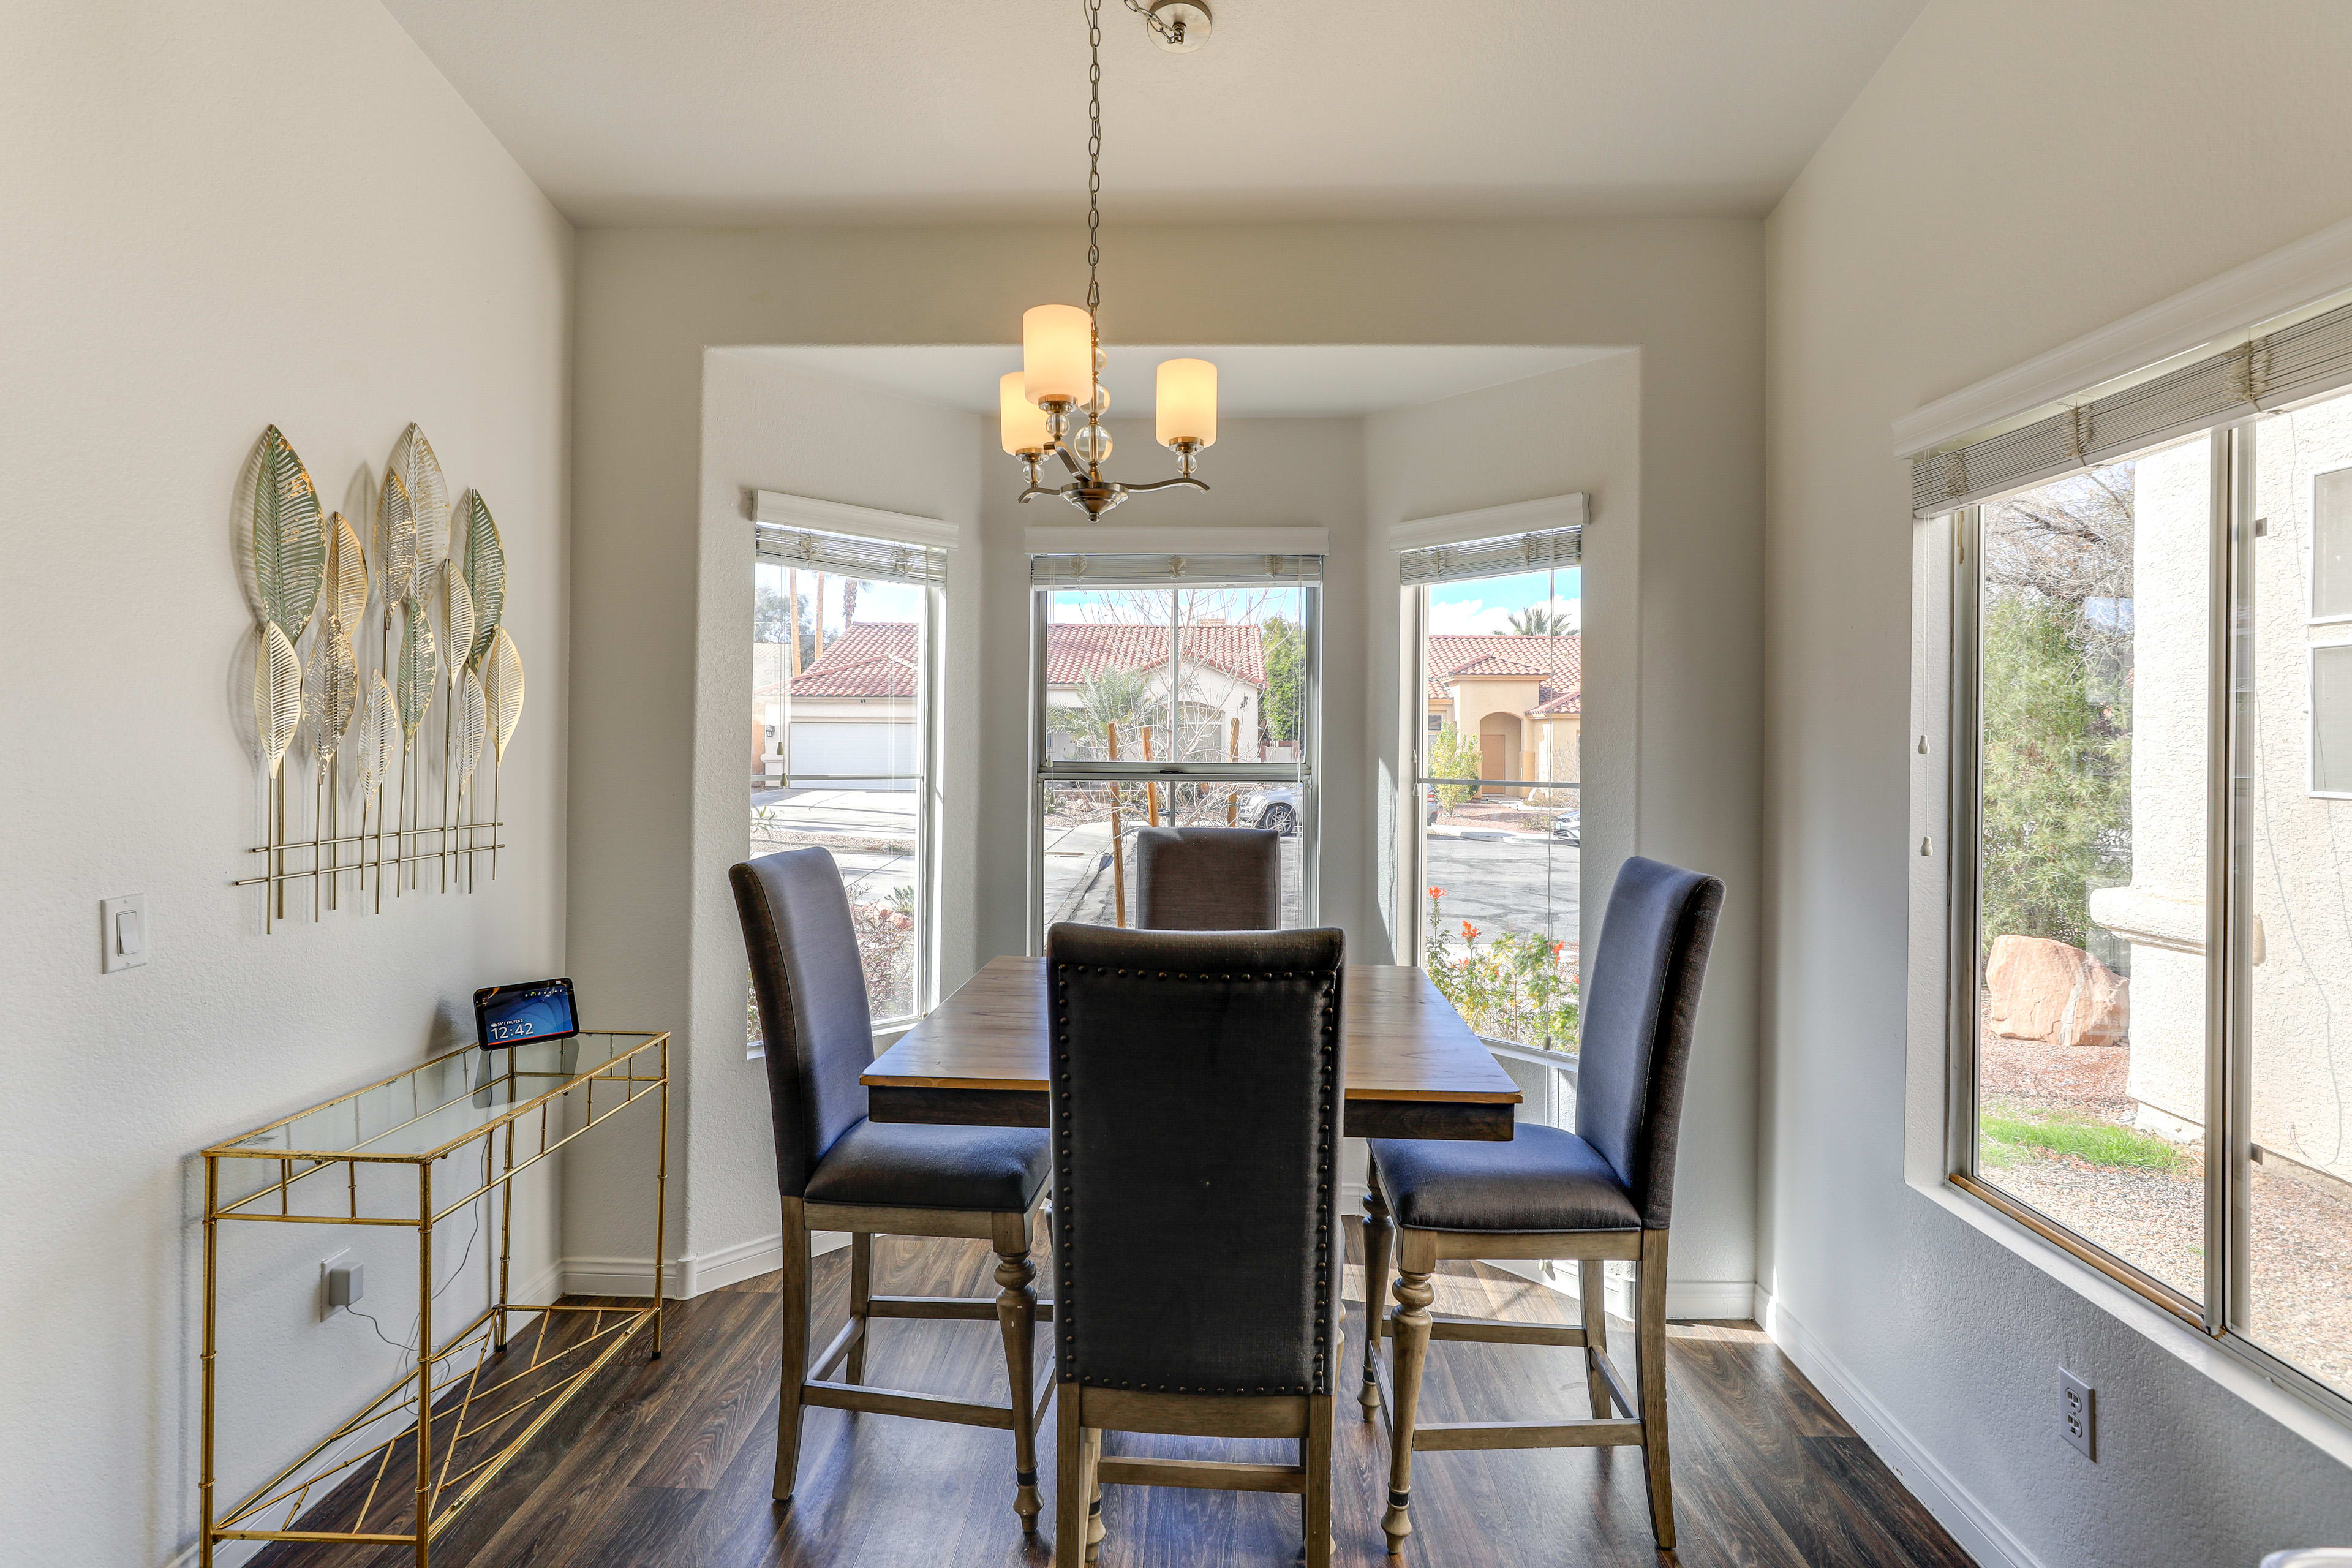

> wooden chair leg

[
  {"left": 1637, "top": 1228, "right": 1675, "bottom": 1550},
  {"left": 1579, "top": 1257, "right": 1612, "bottom": 1418},
  {"left": 1304, "top": 1393, "right": 1334, "bottom": 1568},
  {"left": 1381, "top": 1231, "right": 1437, "bottom": 1556},
  {"left": 773, "top": 1197, "right": 811, "bottom": 1504},
  {"left": 993, "top": 1212, "right": 1044, "bottom": 1534},
  {"left": 1360, "top": 1183, "right": 1393, "bottom": 1422},
  {"left": 846, "top": 1230, "right": 873, "bottom": 1384},
  {"left": 1054, "top": 1384, "right": 1086, "bottom": 1567},
  {"left": 1082, "top": 1425, "right": 1105, "bottom": 1561}
]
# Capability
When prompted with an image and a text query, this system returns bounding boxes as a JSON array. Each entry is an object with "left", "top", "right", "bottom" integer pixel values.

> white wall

[
  {"left": 569, "top": 219, "right": 1763, "bottom": 1306},
  {"left": 0, "top": 3, "right": 573, "bottom": 1564},
  {"left": 1763, "top": 1, "right": 2352, "bottom": 1562}
]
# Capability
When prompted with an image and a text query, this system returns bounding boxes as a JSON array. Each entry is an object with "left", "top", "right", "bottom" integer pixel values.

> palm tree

[{"left": 1505, "top": 605, "right": 1571, "bottom": 635}]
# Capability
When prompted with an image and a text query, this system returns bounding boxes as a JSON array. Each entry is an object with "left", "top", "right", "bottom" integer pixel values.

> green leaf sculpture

[
  {"left": 458, "top": 491, "right": 505, "bottom": 670},
  {"left": 356, "top": 676, "right": 396, "bottom": 799},
  {"left": 254, "top": 622, "right": 303, "bottom": 777},
  {"left": 326, "top": 513, "right": 367, "bottom": 635},
  {"left": 390, "top": 424, "right": 449, "bottom": 582},
  {"left": 246, "top": 426, "right": 325, "bottom": 645},
  {"left": 307, "top": 630, "right": 360, "bottom": 763},
  {"left": 483, "top": 626, "right": 525, "bottom": 763},
  {"left": 395, "top": 608, "right": 439, "bottom": 742}
]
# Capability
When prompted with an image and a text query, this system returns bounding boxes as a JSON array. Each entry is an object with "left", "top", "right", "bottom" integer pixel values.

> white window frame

[
  {"left": 2307, "top": 463, "right": 2352, "bottom": 625},
  {"left": 1025, "top": 571, "right": 1321, "bottom": 952},
  {"left": 2308, "top": 639, "right": 2352, "bottom": 799}
]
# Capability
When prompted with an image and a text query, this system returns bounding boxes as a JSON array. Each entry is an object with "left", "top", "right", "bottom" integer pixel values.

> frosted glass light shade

[
  {"left": 1000, "top": 372, "right": 1050, "bottom": 454},
  {"left": 1023, "top": 305, "right": 1093, "bottom": 406},
  {"left": 1156, "top": 358, "right": 1217, "bottom": 448}
]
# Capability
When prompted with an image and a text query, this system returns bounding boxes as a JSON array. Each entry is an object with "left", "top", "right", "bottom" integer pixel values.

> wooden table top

[{"left": 864, "top": 956, "right": 1521, "bottom": 1106}]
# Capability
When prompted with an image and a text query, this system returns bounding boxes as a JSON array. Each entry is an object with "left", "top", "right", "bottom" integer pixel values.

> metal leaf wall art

[{"left": 232, "top": 423, "right": 523, "bottom": 927}]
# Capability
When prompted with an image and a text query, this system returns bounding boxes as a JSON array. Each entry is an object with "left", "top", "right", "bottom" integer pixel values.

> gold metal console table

[{"left": 199, "top": 1031, "right": 669, "bottom": 1566}]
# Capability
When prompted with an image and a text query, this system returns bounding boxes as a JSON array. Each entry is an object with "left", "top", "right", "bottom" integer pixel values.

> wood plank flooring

[{"left": 255, "top": 1224, "right": 1972, "bottom": 1567}]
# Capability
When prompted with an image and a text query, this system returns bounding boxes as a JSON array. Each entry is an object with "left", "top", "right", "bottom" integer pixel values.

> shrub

[{"left": 1423, "top": 888, "right": 1580, "bottom": 1051}]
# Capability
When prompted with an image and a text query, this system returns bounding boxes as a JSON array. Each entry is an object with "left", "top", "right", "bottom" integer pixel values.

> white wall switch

[{"left": 101, "top": 895, "right": 148, "bottom": 973}]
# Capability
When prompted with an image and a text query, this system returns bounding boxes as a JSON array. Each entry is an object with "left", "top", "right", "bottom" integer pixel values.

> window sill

[{"left": 1917, "top": 1170, "right": 2352, "bottom": 1466}]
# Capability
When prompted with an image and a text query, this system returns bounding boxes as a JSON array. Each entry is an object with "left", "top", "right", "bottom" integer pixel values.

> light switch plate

[{"left": 101, "top": 894, "right": 148, "bottom": 973}]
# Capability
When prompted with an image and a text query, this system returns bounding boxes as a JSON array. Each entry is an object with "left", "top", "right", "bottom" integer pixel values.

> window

[
  {"left": 1029, "top": 552, "right": 1317, "bottom": 942},
  {"left": 1947, "top": 375, "right": 2352, "bottom": 1410},
  {"left": 1401, "top": 526, "right": 1581, "bottom": 1055},
  {"left": 750, "top": 523, "right": 944, "bottom": 1036}
]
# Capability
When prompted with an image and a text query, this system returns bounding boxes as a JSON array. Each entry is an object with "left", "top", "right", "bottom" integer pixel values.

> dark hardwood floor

[{"left": 257, "top": 1225, "right": 1972, "bottom": 1567}]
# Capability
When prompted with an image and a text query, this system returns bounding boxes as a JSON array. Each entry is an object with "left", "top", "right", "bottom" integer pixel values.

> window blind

[
  {"left": 1398, "top": 524, "right": 1581, "bottom": 586},
  {"left": 1912, "top": 295, "right": 2352, "bottom": 518},
  {"left": 754, "top": 522, "right": 946, "bottom": 586},
  {"left": 1029, "top": 552, "right": 1324, "bottom": 587}
]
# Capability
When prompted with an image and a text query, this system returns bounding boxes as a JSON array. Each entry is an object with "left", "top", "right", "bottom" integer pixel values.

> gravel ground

[{"left": 1990, "top": 1129, "right": 2352, "bottom": 1392}]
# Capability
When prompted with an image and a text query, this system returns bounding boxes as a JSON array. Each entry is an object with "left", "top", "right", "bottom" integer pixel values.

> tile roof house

[{"left": 1425, "top": 633, "right": 1581, "bottom": 796}]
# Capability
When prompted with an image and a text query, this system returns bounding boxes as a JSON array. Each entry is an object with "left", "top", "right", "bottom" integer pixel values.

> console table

[{"left": 198, "top": 1031, "right": 668, "bottom": 1566}]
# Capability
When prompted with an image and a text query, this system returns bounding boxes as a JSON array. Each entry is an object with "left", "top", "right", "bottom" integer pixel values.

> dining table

[{"left": 863, "top": 956, "right": 1522, "bottom": 1140}]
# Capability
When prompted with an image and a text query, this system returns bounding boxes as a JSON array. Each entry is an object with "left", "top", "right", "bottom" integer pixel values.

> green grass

[{"left": 1980, "top": 1109, "right": 2192, "bottom": 1173}]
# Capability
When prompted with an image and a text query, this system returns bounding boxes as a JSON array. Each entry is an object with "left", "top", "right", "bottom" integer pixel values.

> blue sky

[{"left": 1426, "top": 567, "right": 1580, "bottom": 635}]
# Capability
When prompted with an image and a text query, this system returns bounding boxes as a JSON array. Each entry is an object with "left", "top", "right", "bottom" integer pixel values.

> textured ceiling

[{"left": 380, "top": 0, "right": 1925, "bottom": 225}]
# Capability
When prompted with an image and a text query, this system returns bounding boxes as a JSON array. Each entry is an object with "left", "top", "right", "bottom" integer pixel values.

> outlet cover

[{"left": 2060, "top": 1367, "right": 2095, "bottom": 1460}]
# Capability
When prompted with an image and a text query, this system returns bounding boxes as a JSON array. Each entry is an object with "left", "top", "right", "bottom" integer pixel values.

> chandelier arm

[
  {"left": 1052, "top": 443, "right": 1088, "bottom": 478},
  {"left": 1121, "top": 476, "right": 1212, "bottom": 494}
]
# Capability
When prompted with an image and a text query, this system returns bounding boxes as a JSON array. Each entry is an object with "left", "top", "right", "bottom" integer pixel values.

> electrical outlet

[{"left": 2059, "top": 1367, "right": 2095, "bottom": 1460}]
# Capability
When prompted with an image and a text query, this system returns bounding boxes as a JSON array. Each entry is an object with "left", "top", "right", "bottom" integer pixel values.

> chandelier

[{"left": 1000, "top": 0, "right": 1218, "bottom": 519}]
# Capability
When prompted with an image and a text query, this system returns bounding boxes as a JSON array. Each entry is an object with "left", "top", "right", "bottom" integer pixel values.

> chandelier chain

[
  {"left": 1120, "top": 0, "right": 1177, "bottom": 42},
  {"left": 1084, "top": 0, "right": 1103, "bottom": 331}
]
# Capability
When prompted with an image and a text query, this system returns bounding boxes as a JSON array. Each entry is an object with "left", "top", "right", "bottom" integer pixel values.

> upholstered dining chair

[
  {"left": 1131, "top": 826, "right": 1283, "bottom": 930},
  {"left": 1360, "top": 856, "right": 1722, "bottom": 1555},
  {"left": 731, "top": 847, "right": 1055, "bottom": 1532},
  {"left": 1045, "top": 922, "right": 1346, "bottom": 1567}
]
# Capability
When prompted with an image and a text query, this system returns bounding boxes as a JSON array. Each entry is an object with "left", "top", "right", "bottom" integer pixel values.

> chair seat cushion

[
  {"left": 1368, "top": 1123, "right": 1640, "bottom": 1234},
  {"left": 804, "top": 1117, "right": 1050, "bottom": 1213}
]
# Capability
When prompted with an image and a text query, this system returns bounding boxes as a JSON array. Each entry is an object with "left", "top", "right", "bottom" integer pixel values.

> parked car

[
  {"left": 1550, "top": 809, "right": 1581, "bottom": 845},
  {"left": 1240, "top": 784, "right": 1300, "bottom": 835}
]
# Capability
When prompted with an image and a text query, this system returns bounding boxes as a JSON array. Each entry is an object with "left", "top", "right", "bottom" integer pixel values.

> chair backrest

[
  {"left": 1131, "top": 826, "right": 1283, "bottom": 930},
  {"left": 1047, "top": 922, "right": 1345, "bottom": 1396},
  {"left": 1572, "top": 856, "right": 1724, "bottom": 1230},
  {"left": 729, "top": 847, "right": 873, "bottom": 1198}
]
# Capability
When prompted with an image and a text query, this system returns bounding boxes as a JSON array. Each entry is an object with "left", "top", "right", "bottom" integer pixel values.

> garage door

[{"left": 788, "top": 722, "right": 918, "bottom": 789}]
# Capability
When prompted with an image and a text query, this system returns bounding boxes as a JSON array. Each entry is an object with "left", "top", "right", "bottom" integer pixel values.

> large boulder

[{"left": 1981, "top": 934, "right": 2131, "bottom": 1101}]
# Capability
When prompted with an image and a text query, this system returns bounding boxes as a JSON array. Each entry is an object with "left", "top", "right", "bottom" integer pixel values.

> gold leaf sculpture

[
  {"left": 356, "top": 676, "right": 396, "bottom": 797},
  {"left": 441, "top": 565, "right": 476, "bottom": 690},
  {"left": 379, "top": 468, "right": 418, "bottom": 610},
  {"left": 307, "top": 630, "right": 360, "bottom": 761},
  {"left": 245, "top": 426, "right": 325, "bottom": 644},
  {"left": 389, "top": 424, "right": 450, "bottom": 572},
  {"left": 459, "top": 491, "right": 506, "bottom": 669},
  {"left": 454, "top": 667, "right": 488, "bottom": 783},
  {"left": 395, "top": 608, "right": 439, "bottom": 741},
  {"left": 254, "top": 622, "right": 303, "bottom": 777},
  {"left": 326, "top": 512, "right": 367, "bottom": 634},
  {"left": 483, "top": 625, "right": 526, "bottom": 762}
]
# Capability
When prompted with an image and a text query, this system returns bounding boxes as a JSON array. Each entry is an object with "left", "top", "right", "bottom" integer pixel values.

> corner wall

[
  {"left": 1762, "top": 1, "right": 2352, "bottom": 1561},
  {"left": 0, "top": 3, "right": 573, "bottom": 1563}
]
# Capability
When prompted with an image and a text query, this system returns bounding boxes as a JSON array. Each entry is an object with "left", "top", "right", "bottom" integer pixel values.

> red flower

[
  {"left": 1461, "top": 921, "right": 1479, "bottom": 944},
  {"left": 1427, "top": 886, "right": 1444, "bottom": 900}
]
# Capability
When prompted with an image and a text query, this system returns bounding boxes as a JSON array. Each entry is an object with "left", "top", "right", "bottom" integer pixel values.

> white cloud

[{"left": 1425, "top": 596, "right": 1578, "bottom": 636}]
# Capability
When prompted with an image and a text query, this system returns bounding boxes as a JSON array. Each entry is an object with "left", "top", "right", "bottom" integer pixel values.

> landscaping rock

[{"left": 1986, "top": 934, "right": 2130, "bottom": 1049}]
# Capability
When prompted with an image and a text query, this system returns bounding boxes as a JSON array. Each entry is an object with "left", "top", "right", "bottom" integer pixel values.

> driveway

[
  {"left": 750, "top": 787, "right": 918, "bottom": 905},
  {"left": 1425, "top": 832, "right": 1580, "bottom": 948}
]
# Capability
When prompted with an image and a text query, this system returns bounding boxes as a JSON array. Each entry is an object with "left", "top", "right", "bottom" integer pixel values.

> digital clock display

[{"left": 473, "top": 979, "right": 579, "bottom": 1049}]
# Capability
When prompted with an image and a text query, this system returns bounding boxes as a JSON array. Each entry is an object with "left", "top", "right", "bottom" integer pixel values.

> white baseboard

[
  {"left": 564, "top": 1230, "right": 847, "bottom": 1299},
  {"left": 1757, "top": 1284, "right": 2045, "bottom": 1568}
]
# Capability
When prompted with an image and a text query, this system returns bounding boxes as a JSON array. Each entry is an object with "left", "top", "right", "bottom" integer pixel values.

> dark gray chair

[
  {"left": 1131, "top": 826, "right": 1283, "bottom": 930},
  {"left": 1361, "top": 856, "right": 1723, "bottom": 1555},
  {"left": 1046, "top": 922, "right": 1346, "bottom": 1567},
  {"left": 731, "top": 847, "right": 1054, "bottom": 1531}
]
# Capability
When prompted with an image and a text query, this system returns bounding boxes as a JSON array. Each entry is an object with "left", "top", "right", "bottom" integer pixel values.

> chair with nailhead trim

[
  {"left": 1361, "top": 856, "right": 1722, "bottom": 1555},
  {"left": 1044, "top": 922, "right": 1346, "bottom": 1567},
  {"left": 731, "top": 847, "right": 1054, "bottom": 1532}
]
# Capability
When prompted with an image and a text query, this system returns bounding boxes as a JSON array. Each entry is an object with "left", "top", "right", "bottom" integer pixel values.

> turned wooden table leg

[{"left": 995, "top": 1212, "right": 1044, "bottom": 1534}]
